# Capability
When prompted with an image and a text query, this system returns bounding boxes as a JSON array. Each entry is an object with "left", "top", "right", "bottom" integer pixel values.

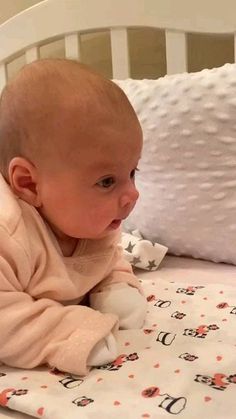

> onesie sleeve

[{"left": 0, "top": 227, "right": 118, "bottom": 376}]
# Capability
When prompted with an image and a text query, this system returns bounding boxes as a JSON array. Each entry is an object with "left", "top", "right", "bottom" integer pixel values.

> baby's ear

[{"left": 8, "top": 157, "right": 41, "bottom": 207}]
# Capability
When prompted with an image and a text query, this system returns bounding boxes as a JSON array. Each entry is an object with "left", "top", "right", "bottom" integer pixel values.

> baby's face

[{"left": 37, "top": 108, "right": 142, "bottom": 240}]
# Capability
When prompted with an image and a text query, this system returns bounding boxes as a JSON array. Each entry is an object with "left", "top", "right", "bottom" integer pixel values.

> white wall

[{"left": 0, "top": 0, "right": 41, "bottom": 23}]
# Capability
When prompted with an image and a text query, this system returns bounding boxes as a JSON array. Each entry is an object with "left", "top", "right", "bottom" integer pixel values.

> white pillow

[{"left": 115, "top": 63, "right": 236, "bottom": 264}]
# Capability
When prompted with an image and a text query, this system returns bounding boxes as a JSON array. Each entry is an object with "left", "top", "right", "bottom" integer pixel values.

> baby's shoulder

[{"left": 0, "top": 175, "right": 22, "bottom": 236}]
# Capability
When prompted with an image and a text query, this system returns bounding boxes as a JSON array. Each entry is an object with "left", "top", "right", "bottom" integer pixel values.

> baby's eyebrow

[
  {"left": 89, "top": 157, "right": 141, "bottom": 175},
  {"left": 90, "top": 161, "right": 117, "bottom": 172}
]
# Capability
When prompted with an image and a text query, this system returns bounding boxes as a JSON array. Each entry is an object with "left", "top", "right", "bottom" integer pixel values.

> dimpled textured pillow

[{"left": 115, "top": 63, "right": 236, "bottom": 264}]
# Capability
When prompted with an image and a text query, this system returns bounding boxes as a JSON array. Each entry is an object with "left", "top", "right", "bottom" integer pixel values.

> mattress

[{"left": 0, "top": 255, "right": 235, "bottom": 419}]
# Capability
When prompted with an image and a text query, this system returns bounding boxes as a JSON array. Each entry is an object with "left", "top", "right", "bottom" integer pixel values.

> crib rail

[{"left": 0, "top": 0, "right": 236, "bottom": 91}]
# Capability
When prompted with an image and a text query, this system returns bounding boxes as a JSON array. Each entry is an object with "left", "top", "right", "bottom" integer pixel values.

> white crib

[{"left": 1, "top": 0, "right": 236, "bottom": 91}]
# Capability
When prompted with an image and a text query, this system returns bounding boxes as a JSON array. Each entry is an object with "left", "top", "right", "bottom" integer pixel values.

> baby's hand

[
  {"left": 87, "top": 332, "right": 118, "bottom": 366},
  {"left": 90, "top": 283, "right": 147, "bottom": 329}
]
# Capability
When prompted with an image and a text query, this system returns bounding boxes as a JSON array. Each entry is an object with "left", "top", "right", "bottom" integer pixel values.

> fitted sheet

[
  {"left": 135, "top": 255, "right": 236, "bottom": 286},
  {"left": 0, "top": 255, "right": 235, "bottom": 419}
]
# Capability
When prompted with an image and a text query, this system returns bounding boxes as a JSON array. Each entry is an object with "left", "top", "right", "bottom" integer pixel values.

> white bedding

[
  {"left": 137, "top": 255, "right": 236, "bottom": 286},
  {"left": 0, "top": 255, "right": 235, "bottom": 419}
]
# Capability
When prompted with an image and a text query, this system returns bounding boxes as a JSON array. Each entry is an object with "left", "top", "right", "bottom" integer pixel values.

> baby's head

[{"left": 0, "top": 59, "right": 142, "bottom": 240}]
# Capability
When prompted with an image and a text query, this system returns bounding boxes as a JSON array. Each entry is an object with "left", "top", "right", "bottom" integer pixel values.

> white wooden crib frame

[{"left": 1, "top": 0, "right": 236, "bottom": 91}]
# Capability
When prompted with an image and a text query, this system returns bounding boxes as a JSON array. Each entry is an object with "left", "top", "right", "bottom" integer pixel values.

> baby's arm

[
  {"left": 0, "top": 228, "right": 118, "bottom": 375},
  {"left": 90, "top": 242, "right": 147, "bottom": 329}
]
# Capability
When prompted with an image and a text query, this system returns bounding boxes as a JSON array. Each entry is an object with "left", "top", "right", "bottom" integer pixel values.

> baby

[{"left": 0, "top": 59, "right": 146, "bottom": 376}]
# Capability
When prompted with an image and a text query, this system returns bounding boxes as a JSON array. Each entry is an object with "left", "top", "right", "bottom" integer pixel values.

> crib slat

[
  {"left": 65, "top": 33, "right": 81, "bottom": 60},
  {"left": 110, "top": 28, "right": 130, "bottom": 79},
  {"left": 25, "top": 46, "right": 39, "bottom": 63},
  {"left": 165, "top": 30, "right": 187, "bottom": 74},
  {"left": 234, "top": 34, "right": 236, "bottom": 63},
  {"left": 0, "top": 64, "right": 7, "bottom": 92}
]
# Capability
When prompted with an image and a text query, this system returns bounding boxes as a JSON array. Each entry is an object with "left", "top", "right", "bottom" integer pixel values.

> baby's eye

[{"left": 97, "top": 177, "right": 115, "bottom": 188}]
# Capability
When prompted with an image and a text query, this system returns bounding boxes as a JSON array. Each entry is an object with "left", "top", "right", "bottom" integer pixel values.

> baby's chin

[
  {"left": 91, "top": 230, "right": 116, "bottom": 240},
  {"left": 56, "top": 219, "right": 122, "bottom": 241},
  {"left": 88, "top": 221, "right": 122, "bottom": 240}
]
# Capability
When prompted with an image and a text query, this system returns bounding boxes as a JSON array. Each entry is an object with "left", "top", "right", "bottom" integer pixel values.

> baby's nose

[{"left": 120, "top": 183, "right": 139, "bottom": 209}]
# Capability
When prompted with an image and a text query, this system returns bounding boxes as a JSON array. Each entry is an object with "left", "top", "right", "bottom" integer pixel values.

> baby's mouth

[{"left": 109, "top": 219, "right": 122, "bottom": 229}]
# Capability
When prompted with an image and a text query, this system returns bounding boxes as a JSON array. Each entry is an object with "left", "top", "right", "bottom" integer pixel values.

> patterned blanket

[{"left": 0, "top": 277, "right": 235, "bottom": 418}]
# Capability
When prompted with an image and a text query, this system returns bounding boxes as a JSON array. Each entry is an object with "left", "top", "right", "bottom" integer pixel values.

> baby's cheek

[{"left": 92, "top": 202, "right": 113, "bottom": 218}]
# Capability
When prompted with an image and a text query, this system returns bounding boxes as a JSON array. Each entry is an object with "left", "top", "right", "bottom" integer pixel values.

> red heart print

[{"left": 37, "top": 407, "right": 44, "bottom": 416}]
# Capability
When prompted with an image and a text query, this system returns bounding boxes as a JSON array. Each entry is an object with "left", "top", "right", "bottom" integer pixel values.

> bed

[{"left": 0, "top": 0, "right": 236, "bottom": 418}]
